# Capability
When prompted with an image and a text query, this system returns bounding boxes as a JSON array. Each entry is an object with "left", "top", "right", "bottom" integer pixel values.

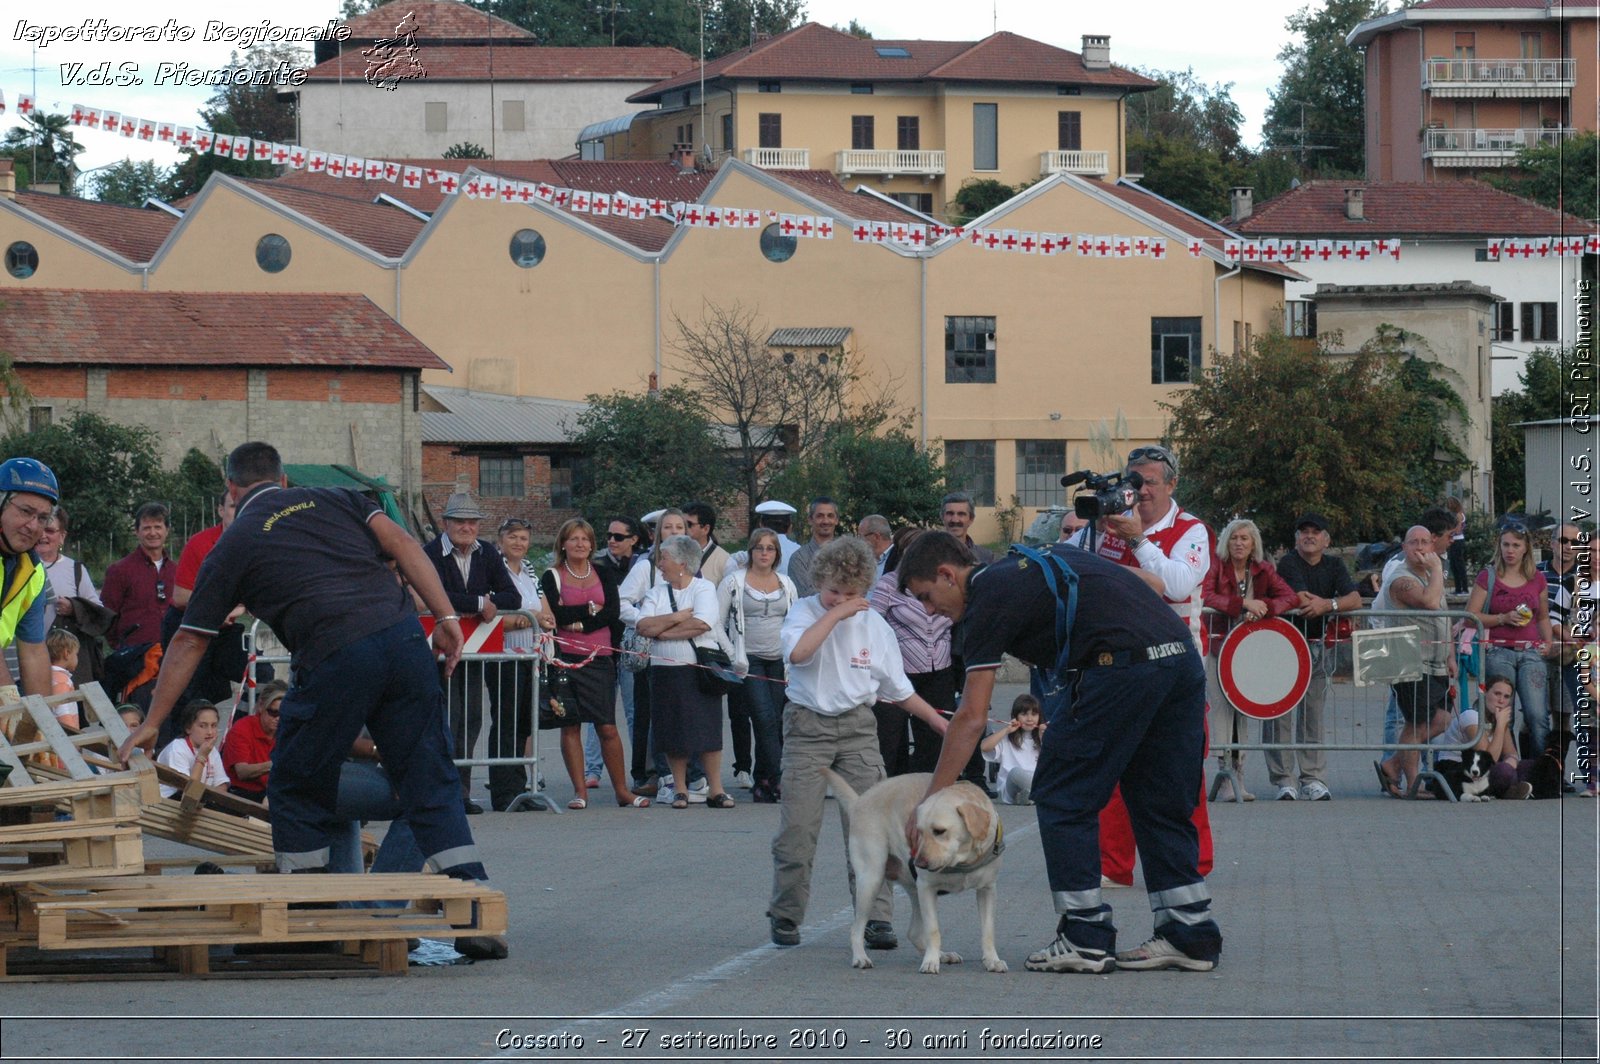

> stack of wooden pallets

[{"left": 0, "top": 685, "right": 507, "bottom": 980}]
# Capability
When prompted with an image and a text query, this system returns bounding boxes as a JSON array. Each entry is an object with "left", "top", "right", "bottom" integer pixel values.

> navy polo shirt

[
  {"left": 958, "top": 545, "right": 1192, "bottom": 673},
  {"left": 182, "top": 484, "right": 412, "bottom": 671}
]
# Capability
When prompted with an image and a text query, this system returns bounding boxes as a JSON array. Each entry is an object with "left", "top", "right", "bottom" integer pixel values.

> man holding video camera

[{"left": 1070, "top": 445, "right": 1214, "bottom": 887}]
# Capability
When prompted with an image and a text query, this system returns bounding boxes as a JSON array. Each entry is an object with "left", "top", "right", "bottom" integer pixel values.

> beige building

[
  {"left": 1312, "top": 281, "right": 1498, "bottom": 508},
  {"left": 0, "top": 153, "right": 1290, "bottom": 540},
  {"left": 290, "top": 0, "right": 693, "bottom": 160},
  {"left": 1348, "top": 0, "right": 1598, "bottom": 183},
  {"left": 585, "top": 22, "right": 1154, "bottom": 220}
]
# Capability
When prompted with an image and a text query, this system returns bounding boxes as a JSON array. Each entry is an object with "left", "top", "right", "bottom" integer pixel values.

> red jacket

[{"left": 1202, "top": 558, "right": 1299, "bottom": 651}]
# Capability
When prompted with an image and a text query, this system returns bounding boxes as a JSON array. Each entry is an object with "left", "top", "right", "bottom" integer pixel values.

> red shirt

[
  {"left": 176, "top": 523, "right": 224, "bottom": 591},
  {"left": 221, "top": 713, "right": 274, "bottom": 794}
]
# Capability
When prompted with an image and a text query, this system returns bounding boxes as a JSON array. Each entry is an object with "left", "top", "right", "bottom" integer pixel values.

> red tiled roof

[
  {"left": 10, "top": 191, "right": 178, "bottom": 263},
  {"left": 339, "top": 0, "right": 533, "bottom": 41},
  {"left": 1409, "top": 0, "right": 1549, "bottom": 10},
  {"left": 1091, "top": 180, "right": 1303, "bottom": 280},
  {"left": 1235, "top": 180, "right": 1600, "bottom": 238},
  {"left": 235, "top": 179, "right": 428, "bottom": 257},
  {"left": 303, "top": 44, "right": 693, "bottom": 81},
  {"left": 769, "top": 171, "right": 925, "bottom": 223},
  {"left": 0, "top": 290, "right": 449, "bottom": 371},
  {"left": 630, "top": 21, "right": 1155, "bottom": 103}
]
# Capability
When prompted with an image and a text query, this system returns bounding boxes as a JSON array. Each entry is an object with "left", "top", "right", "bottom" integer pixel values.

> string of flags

[{"left": 22, "top": 89, "right": 1594, "bottom": 262}]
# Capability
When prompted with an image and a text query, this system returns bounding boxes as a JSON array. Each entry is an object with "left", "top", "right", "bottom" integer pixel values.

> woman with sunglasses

[
  {"left": 486, "top": 517, "right": 556, "bottom": 812},
  {"left": 1467, "top": 523, "right": 1553, "bottom": 757},
  {"left": 223, "top": 680, "right": 285, "bottom": 801}
]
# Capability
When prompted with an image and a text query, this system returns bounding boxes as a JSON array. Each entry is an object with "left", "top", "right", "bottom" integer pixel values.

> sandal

[
  {"left": 671, "top": 794, "right": 689, "bottom": 809},
  {"left": 567, "top": 797, "right": 588, "bottom": 810},
  {"left": 706, "top": 792, "right": 735, "bottom": 809},
  {"left": 1372, "top": 760, "right": 1402, "bottom": 800},
  {"left": 618, "top": 795, "right": 650, "bottom": 808}
]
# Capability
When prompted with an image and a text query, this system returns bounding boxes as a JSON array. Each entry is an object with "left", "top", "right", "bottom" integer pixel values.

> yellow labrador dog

[{"left": 821, "top": 769, "right": 1006, "bottom": 975}]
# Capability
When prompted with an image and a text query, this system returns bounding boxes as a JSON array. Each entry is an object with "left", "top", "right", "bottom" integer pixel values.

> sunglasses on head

[
  {"left": 1127, "top": 445, "right": 1176, "bottom": 468},
  {"left": 498, "top": 518, "right": 531, "bottom": 533}
]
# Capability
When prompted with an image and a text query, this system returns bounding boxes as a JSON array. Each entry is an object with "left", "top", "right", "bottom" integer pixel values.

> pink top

[
  {"left": 1477, "top": 568, "right": 1547, "bottom": 645},
  {"left": 555, "top": 578, "right": 611, "bottom": 657}
]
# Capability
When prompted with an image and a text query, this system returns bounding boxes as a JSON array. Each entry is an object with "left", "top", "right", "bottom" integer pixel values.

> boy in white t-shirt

[{"left": 767, "top": 537, "right": 947, "bottom": 948}]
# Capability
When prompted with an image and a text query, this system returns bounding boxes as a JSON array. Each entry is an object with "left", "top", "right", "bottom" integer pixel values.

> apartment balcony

[
  {"left": 1424, "top": 57, "right": 1575, "bottom": 97},
  {"left": 1039, "top": 150, "right": 1109, "bottom": 177},
  {"left": 835, "top": 149, "right": 946, "bottom": 178},
  {"left": 742, "top": 147, "right": 810, "bottom": 170},
  {"left": 1422, "top": 126, "right": 1575, "bottom": 167}
]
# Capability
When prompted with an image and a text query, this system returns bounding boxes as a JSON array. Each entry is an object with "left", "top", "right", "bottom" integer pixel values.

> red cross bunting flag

[
  {"left": 325, "top": 156, "right": 347, "bottom": 178},
  {"left": 1017, "top": 231, "right": 1039, "bottom": 254},
  {"left": 1187, "top": 238, "right": 1206, "bottom": 257},
  {"left": 851, "top": 222, "right": 871, "bottom": 242},
  {"left": 815, "top": 216, "right": 834, "bottom": 239},
  {"left": 794, "top": 215, "right": 815, "bottom": 238},
  {"left": 363, "top": 158, "right": 383, "bottom": 180},
  {"left": 704, "top": 208, "right": 721, "bottom": 229},
  {"left": 497, "top": 178, "right": 516, "bottom": 203},
  {"left": 515, "top": 182, "right": 535, "bottom": 203},
  {"left": 418, "top": 614, "right": 507, "bottom": 654},
  {"left": 741, "top": 208, "right": 759, "bottom": 227},
  {"left": 17, "top": 94, "right": 35, "bottom": 116},
  {"left": 119, "top": 116, "right": 137, "bottom": 138},
  {"left": 252, "top": 140, "right": 271, "bottom": 161},
  {"left": 231, "top": 137, "right": 251, "bottom": 161},
  {"left": 0, "top": 90, "right": 6, "bottom": 114},
  {"left": 307, "top": 150, "right": 327, "bottom": 173},
  {"left": 722, "top": 206, "right": 741, "bottom": 228},
  {"left": 438, "top": 172, "right": 459, "bottom": 195},
  {"left": 1149, "top": 238, "right": 1168, "bottom": 259},
  {"left": 591, "top": 191, "right": 610, "bottom": 215}
]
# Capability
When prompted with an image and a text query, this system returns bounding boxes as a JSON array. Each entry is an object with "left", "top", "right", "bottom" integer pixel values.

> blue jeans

[
  {"left": 270, "top": 617, "right": 484, "bottom": 880},
  {"left": 738, "top": 655, "right": 786, "bottom": 783},
  {"left": 1033, "top": 651, "right": 1219, "bottom": 960},
  {"left": 584, "top": 664, "right": 636, "bottom": 781},
  {"left": 1485, "top": 645, "right": 1550, "bottom": 755}
]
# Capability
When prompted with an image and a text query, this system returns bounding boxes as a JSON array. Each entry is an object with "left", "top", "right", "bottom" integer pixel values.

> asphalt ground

[{"left": 2, "top": 681, "right": 1596, "bottom": 1064}]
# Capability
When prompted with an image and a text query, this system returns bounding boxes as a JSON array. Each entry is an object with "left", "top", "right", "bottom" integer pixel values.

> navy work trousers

[
  {"left": 269, "top": 617, "right": 485, "bottom": 880},
  {"left": 1032, "top": 650, "right": 1220, "bottom": 960}
]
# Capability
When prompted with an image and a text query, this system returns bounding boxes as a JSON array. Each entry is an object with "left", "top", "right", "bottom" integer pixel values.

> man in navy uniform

[{"left": 898, "top": 531, "right": 1221, "bottom": 974}]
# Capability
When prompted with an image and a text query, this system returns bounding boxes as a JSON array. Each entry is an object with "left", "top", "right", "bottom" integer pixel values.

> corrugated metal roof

[
  {"left": 422, "top": 385, "right": 590, "bottom": 444},
  {"left": 767, "top": 327, "right": 852, "bottom": 347}
]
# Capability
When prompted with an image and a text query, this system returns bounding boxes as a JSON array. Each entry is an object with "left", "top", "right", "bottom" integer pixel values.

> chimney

[
  {"left": 1344, "top": 187, "right": 1365, "bottom": 221},
  {"left": 1229, "top": 186, "right": 1253, "bottom": 222},
  {"left": 1081, "top": 35, "right": 1110, "bottom": 70},
  {"left": 670, "top": 142, "right": 696, "bottom": 172},
  {"left": 0, "top": 160, "right": 13, "bottom": 200}
]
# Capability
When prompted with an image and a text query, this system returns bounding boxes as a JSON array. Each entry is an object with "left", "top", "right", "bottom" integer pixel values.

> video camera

[{"left": 1061, "top": 469, "right": 1144, "bottom": 521}]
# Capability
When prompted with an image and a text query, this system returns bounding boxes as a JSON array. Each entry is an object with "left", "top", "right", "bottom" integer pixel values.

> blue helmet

[{"left": 0, "top": 457, "right": 59, "bottom": 503}]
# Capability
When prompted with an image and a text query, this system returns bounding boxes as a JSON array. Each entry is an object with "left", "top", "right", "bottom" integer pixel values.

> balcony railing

[
  {"left": 835, "top": 149, "right": 946, "bottom": 177},
  {"left": 1423, "top": 126, "right": 1575, "bottom": 166},
  {"left": 1039, "top": 150, "right": 1109, "bottom": 176},
  {"left": 742, "top": 147, "right": 810, "bottom": 170},
  {"left": 1424, "top": 57, "right": 1575, "bottom": 95}
]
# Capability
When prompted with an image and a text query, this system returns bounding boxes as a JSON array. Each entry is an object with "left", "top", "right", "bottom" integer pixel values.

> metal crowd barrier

[
  {"left": 244, "top": 621, "right": 559, "bottom": 814},
  {"left": 1204, "top": 607, "right": 1488, "bottom": 803}
]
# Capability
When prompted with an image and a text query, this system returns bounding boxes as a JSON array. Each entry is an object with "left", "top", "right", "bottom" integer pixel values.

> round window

[
  {"left": 5, "top": 241, "right": 39, "bottom": 279},
  {"left": 255, "top": 234, "right": 291, "bottom": 273},
  {"left": 759, "top": 223, "right": 797, "bottom": 264},
  {"left": 509, "top": 229, "right": 547, "bottom": 268}
]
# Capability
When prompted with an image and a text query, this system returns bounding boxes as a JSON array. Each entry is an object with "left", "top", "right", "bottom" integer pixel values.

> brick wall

[
  {"left": 17, "top": 364, "right": 423, "bottom": 498},
  {"left": 421, "top": 443, "right": 577, "bottom": 543}
]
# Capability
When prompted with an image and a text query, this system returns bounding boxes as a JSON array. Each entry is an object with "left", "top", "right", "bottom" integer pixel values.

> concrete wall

[
  {"left": 1524, "top": 420, "right": 1592, "bottom": 524},
  {"left": 21, "top": 366, "right": 423, "bottom": 497},
  {"left": 0, "top": 212, "right": 144, "bottom": 290},
  {"left": 296, "top": 79, "right": 661, "bottom": 160}
]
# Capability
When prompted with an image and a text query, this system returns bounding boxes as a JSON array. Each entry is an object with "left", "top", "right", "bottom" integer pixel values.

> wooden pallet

[
  {"left": 0, "top": 939, "right": 414, "bottom": 981},
  {"left": 1, "top": 872, "right": 505, "bottom": 978}
]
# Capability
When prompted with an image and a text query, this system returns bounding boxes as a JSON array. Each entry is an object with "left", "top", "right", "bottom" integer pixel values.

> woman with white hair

[
  {"left": 636, "top": 534, "right": 733, "bottom": 809},
  {"left": 1201, "top": 518, "right": 1299, "bottom": 801}
]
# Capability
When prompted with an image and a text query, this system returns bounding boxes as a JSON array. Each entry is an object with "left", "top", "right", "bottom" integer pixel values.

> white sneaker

[
  {"left": 687, "top": 778, "right": 710, "bottom": 803},
  {"left": 657, "top": 776, "right": 677, "bottom": 804},
  {"left": 734, "top": 771, "right": 755, "bottom": 790},
  {"left": 1275, "top": 785, "right": 1298, "bottom": 801},
  {"left": 1115, "top": 935, "right": 1216, "bottom": 972},
  {"left": 1024, "top": 931, "right": 1115, "bottom": 974},
  {"left": 1299, "top": 781, "right": 1332, "bottom": 802}
]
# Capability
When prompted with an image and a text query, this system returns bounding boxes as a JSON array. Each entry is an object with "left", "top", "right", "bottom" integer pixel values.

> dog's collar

[{"left": 910, "top": 822, "right": 1005, "bottom": 881}]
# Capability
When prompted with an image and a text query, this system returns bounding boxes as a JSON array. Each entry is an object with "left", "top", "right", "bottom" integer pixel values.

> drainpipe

[
  {"left": 1213, "top": 263, "right": 1242, "bottom": 358},
  {"left": 919, "top": 254, "right": 928, "bottom": 446},
  {"left": 653, "top": 257, "right": 662, "bottom": 383}
]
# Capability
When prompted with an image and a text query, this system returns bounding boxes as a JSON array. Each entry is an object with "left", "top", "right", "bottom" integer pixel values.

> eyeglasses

[
  {"left": 607, "top": 531, "right": 634, "bottom": 541},
  {"left": 6, "top": 499, "right": 51, "bottom": 525},
  {"left": 261, "top": 707, "right": 281, "bottom": 717}
]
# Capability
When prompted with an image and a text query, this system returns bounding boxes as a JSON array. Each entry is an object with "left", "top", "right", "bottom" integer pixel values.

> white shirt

[
  {"left": 1431, "top": 707, "right": 1479, "bottom": 764},
  {"left": 156, "top": 737, "right": 228, "bottom": 798},
  {"left": 781, "top": 596, "right": 914, "bottom": 715},
  {"left": 41, "top": 552, "right": 100, "bottom": 631},
  {"left": 617, "top": 555, "right": 660, "bottom": 626},
  {"left": 982, "top": 732, "right": 1041, "bottom": 803},
  {"left": 502, "top": 560, "right": 543, "bottom": 652},
  {"left": 638, "top": 577, "right": 719, "bottom": 666}
]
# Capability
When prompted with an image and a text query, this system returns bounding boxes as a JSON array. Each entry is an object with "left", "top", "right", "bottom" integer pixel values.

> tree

[
  {"left": 163, "top": 44, "right": 305, "bottom": 199},
  {"left": 569, "top": 385, "right": 732, "bottom": 524},
  {"left": 479, "top": 0, "right": 803, "bottom": 57},
  {"left": 1485, "top": 132, "right": 1600, "bottom": 219},
  {"left": 835, "top": 18, "right": 872, "bottom": 38},
  {"left": 767, "top": 427, "right": 945, "bottom": 527},
  {"left": 667, "top": 301, "right": 896, "bottom": 522},
  {"left": 1261, "top": 0, "right": 1382, "bottom": 177},
  {"left": 1161, "top": 328, "right": 1470, "bottom": 549},
  {"left": 91, "top": 159, "right": 171, "bottom": 207},
  {"left": 1490, "top": 348, "right": 1569, "bottom": 513},
  {"left": 950, "top": 178, "right": 1019, "bottom": 223},
  {"left": 0, "top": 111, "right": 86, "bottom": 193},
  {"left": 442, "top": 142, "right": 492, "bottom": 159},
  {"left": 0, "top": 412, "right": 170, "bottom": 565}
]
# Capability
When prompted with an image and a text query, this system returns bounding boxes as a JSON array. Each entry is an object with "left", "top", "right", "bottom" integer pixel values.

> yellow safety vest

[{"left": 0, "top": 552, "right": 44, "bottom": 647}]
